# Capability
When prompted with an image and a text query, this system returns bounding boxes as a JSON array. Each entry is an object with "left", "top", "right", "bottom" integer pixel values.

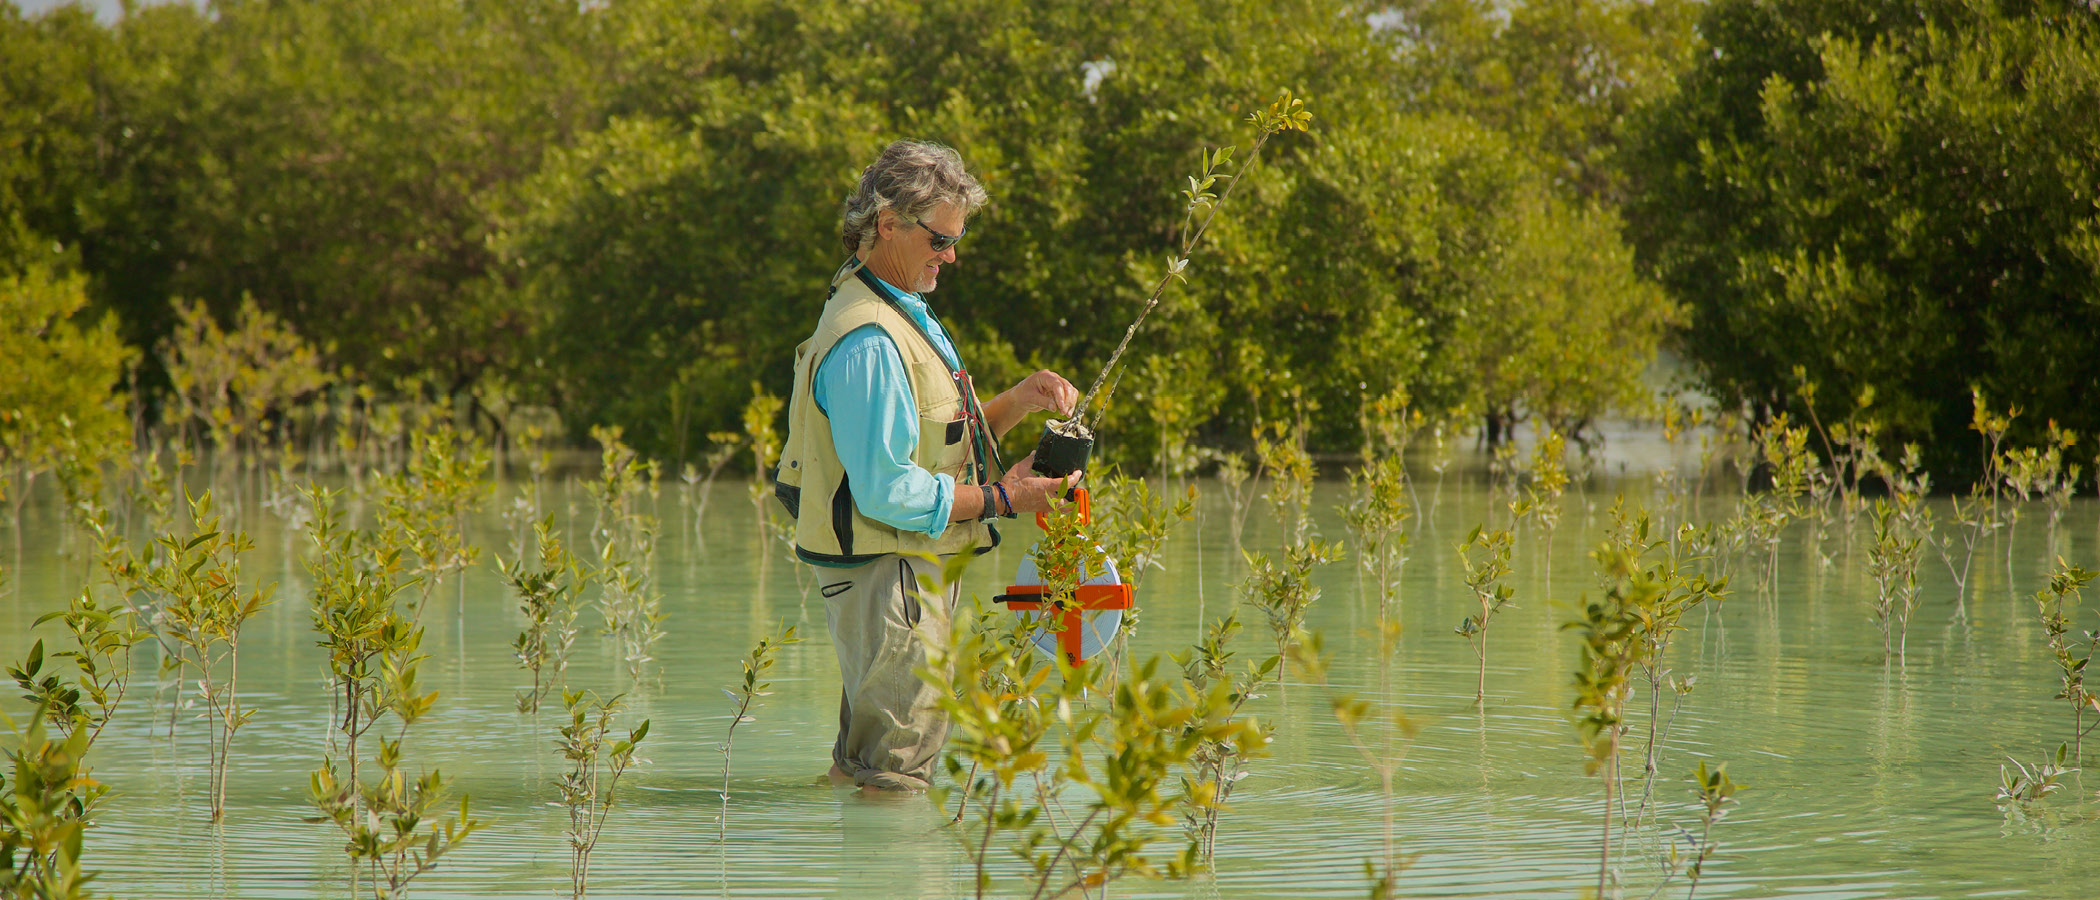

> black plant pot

[{"left": 1032, "top": 420, "right": 1094, "bottom": 479}]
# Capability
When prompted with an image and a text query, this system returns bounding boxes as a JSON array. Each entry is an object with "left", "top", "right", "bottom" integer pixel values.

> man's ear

[{"left": 876, "top": 208, "right": 899, "bottom": 241}]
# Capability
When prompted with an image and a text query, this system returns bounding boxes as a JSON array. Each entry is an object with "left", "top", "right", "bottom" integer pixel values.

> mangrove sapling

[
  {"left": 374, "top": 426, "right": 490, "bottom": 618},
  {"left": 1522, "top": 429, "right": 1571, "bottom": 554},
  {"left": 1864, "top": 499, "right": 1926, "bottom": 660},
  {"left": 1064, "top": 90, "right": 1313, "bottom": 427},
  {"left": 584, "top": 426, "right": 664, "bottom": 684},
  {"left": 719, "top": 623, "right": 798, "bottom": 845},
  {"left": 8, "top": 591, "right": 148, "bottom": 749},
  {"left": 2033, "top": 560, "right": 2100, "bottom": 762},
  {"left": 141, "top": 491, "right": 272, "bottom": 822},
  {"left": 1342, "top": 455, "right": 1412, "bottom": 622},
  {"left": 1749, "top": 416, "right": 1816, "bottom": 592},
  {"left": 741, "top": 387, "right": 783, "bottom": 519},
  {"left": 1680, "top": 762, "right": 1743, "bottom": 900},
  {"left": 1566, "top": 506, "right": 1727, "bottom": 897},
  {"left": 1171, "top": 614, "right": 1278, "bottom": 861},
  {"left": 1, "top": 700, "right": 102, "bottom": 898},
  {"left": 306, "top": 489, "right": 481, "bottom": 900},
  {"left": 505, "top": 517, "right": 585, "bottom": 714},
  {"left": 1996, "top": 743, "right": 2074, "bottom": 812},
  {"left": 679, "top": 431, "right": 741, "bottom": 548},
  {"left": 1453, "top": 525, "right": 1515, "bottom": 705},
  {"left": 929, "top": 557, "right": 1242, "bottom": 900},
  {"left": 1211, "top": 449, "right": 1255, "bottom": 562},
  {"left": 1255, "top": 413, "right": 1318, "bottom": 545},
  {"left": 1243, "top": 539, "right": 1344, "bottom": 669},
  {"left": 1092, "top": 471, "right": 1196, "bottom": 594},
  {"left": 556, "top": 690, "right": 649, "bottom": 900}
]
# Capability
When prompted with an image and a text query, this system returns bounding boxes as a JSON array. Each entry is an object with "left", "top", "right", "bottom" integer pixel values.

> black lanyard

[{"left": 842, "top": 262, "right": 1007, "bottom": 485}]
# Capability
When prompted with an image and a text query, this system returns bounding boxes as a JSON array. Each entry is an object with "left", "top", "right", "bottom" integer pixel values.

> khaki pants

[{"left": 818, "top": 554, "right": 959, "bottom": 792}]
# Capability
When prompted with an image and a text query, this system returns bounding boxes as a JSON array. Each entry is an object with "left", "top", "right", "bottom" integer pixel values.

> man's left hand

[{"left": 1005, "top": 369, "right": 1077, "bottom": 417}]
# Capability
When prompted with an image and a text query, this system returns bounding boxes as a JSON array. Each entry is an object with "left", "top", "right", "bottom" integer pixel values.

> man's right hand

[{"left": 999, "top": 453, "right": 1080, "bottom": 516}]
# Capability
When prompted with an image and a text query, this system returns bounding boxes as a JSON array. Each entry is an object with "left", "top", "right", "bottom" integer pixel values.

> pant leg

[{"left": 817, "top": 553, "right": 958, "bottom": 792}]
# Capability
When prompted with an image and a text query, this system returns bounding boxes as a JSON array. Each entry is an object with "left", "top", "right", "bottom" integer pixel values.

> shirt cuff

[{"left": 923, "top": 472, "right": 956, "bottom": 538}]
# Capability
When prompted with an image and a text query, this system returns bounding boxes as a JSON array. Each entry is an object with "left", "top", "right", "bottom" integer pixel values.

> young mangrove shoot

[
  {"left": 1064, "top": 90, "right": 1313, "bottom": 429},
  {"left": 556, "top": 690, "right": 649, "bottom": 900},
  {"left": 1453, "top": 525, "right": 1514, "bottom": 706}
]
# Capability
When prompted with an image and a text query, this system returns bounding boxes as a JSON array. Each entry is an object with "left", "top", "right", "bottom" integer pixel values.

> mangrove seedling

[
  {"left": 504, "top": 517, "right": 585, "bottom": 714},
  {"left": 1453, "top": 525, "right": 1515, "bottom": 705},
  {"left": 1065, "top": 90, "right": 1313, "bottom": 427},
  {"left": 2033, "top": 560, "right": 2100, "bottom": 761},
  {"left": 720, "top": 623, "right": 799, "bottom": 844},
  {"left": 1243, "top": 539, "right": 1344, "bottom": 668},
  {"left": 585, "top": 426, "right": 665, "bottom": 684},
  {"left": 1681, "top": 761, "right": 1743, "bottom": 900},
  {"left": 9, "top": 590, "right": 148, "bottom": 749},
  {"left": 374, "top": 425, "right": 490, "bottom": 617},
  {"left": 1, "top": 701, "right": 102, "bottom": 898},
  {"left": 1996, "top": 743, "right": 2073, "bottom": 809},
  {"left": 1171, "top": 614, "right": 1278, "bottom": 861},
  {"left": 742, "top": 386, "right": 783, "bottom": 516},
  {"left": 1342, "top": 455, "right": 1412, "bottom": 622},
  {"left": 140, "top": 491, "right": 271, "bottom": 822},
  {"left": 306, "top": 488, "right": 480, "bottom": 899},
  {"left": 1566, "top": 504, "right": 1726, "bottom": 897},
  {"left": 1865, "top": 498, "right": 1925, "bottom": 660},
  {"left": 556, "top": 689, "right": 649, "bottom": 900}
]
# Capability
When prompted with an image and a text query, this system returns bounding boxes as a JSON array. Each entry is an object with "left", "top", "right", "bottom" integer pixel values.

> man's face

[{"left": 890, "top": 201, "right": 964, "bottom": 293}]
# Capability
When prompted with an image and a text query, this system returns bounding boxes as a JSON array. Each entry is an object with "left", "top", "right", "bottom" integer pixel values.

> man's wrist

[{"left": 979, "top": 483, "right": 999, "bottom": 522}]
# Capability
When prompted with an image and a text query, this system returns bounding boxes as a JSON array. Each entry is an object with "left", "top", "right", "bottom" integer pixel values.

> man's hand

[
  {"left": 1003, "top": 370, "right": 1077, "bottom": 417},
  {"left": 998, "top": 453, "right": 1081, "bottom": 516}
]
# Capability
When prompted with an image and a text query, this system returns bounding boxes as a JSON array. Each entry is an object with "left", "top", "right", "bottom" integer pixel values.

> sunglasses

[{"left": 914, "top": 219, "right": 967, "bottom": 252}]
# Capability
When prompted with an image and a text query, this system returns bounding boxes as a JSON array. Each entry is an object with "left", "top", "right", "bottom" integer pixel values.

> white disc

[{"left": 1011, "top": 549, "right": 1125, "bottom": 663}]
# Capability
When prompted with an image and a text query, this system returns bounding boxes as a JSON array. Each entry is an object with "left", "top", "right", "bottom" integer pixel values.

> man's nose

[{"left": 938, "top": 245, "right": 958, "bottom": 264}]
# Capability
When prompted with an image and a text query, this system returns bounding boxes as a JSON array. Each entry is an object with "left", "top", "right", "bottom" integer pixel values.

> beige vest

[{"left": 775, "top": 263, "right": 998, "bottom": 565}]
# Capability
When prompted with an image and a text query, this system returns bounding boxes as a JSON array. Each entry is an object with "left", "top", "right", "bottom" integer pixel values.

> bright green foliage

[
  {"left": 4, "top": 0, "right": 1679, "bottom": 462},
  {"left": 1091, "top": 471, "right": 1197, "bottom": 594},
  {"left": 557, "top": 690, "right": 648, "bottom": 900},
  {"left": 583, "top": 426, "right": 663, "bottom": 685},
  {"left": 0, "top": 267, "right": 131, "bottom": 516},
  {"left": 719, "top": 623, "right": 798, "bottom": 846},
  {"left": 136, "top": 491, "right": 270, "bottom": 822},
  {"left": 1242, "top": 539, "right": 1345, "bottom": 667},
  {"left": 1565, "top": 503, "right": 1726, "bottom": 895},
  {"left": 305, "top": 487, "right": 478, "bottom": 900},
  {"left": 8, "top": 594, "right": 147, "bottom": 749},
  {"left": 1625, "top": 0, "right": 2100, "bottom": 481},
  {"left": 504, "top": 518, "right": 585, "bottom": 714},
  {"left": 1683, "top": 761, "right": 1744, "bottom": 900},
  {"left": 1342, "top": 454, "right": 1412, "bottom": 621},
  {"left": 157, "top": 297, "right": 328, "bottom": 459},
  {"left": 0, "top": 702, "right": 101, "bottom": 900},
  {"left": 375, "top": 427, "right": 491, "bottom": 615},
  {"left": 1996, "top": 743, "right": 2073, "bottom": 810},
  {"left": 1171, "top": 614, "right": 1277, "bottom": 862},
  {"left": 1453, "top": 525, "right": 1514, "bottom": 704},
  {"left": 2033, "top": 560, "right": 2100, "bottom": 763}
]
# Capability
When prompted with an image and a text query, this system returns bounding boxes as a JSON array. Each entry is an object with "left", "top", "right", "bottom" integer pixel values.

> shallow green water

[{"left": 3, "top": 461, "right": 2098, "bottom": 899}]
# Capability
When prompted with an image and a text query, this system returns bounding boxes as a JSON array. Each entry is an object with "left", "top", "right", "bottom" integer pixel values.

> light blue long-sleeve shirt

[{"left": 812, "top": 270, "right": 964, "bottom": 555}]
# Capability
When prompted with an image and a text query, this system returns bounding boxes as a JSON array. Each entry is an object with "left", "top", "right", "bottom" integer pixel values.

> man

[{"left": 775, "top": 140, "right": 1080, "bottom": 793}]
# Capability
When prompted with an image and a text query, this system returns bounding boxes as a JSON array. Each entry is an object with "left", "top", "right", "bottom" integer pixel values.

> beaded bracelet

[{"left": 994, "top": 481, "right": 1015, "bottom": 518}]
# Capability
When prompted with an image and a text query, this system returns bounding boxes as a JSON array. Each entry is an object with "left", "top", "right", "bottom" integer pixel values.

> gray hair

[{"left": 841, "top": 140, "right": 988, "bottom": 255}]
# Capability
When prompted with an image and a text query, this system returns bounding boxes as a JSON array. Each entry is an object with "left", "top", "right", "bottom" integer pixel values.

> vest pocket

[{"left": 831, "top": 475, "right": 856, "bottom": 557}]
